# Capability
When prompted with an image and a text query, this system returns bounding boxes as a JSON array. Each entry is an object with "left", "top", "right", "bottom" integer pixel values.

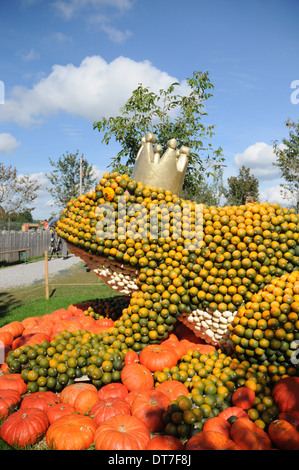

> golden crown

[{"left": 131, "top": 132, "right": 190, "bottom": 196}]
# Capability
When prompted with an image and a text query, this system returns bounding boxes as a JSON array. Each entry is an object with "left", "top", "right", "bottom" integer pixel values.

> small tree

[
  {"left": 0, "top": 163, "right": 40, "bottom": 222},
  {"left": 225, "top": 165, "right": 259, "bottom": 206},
  {"left": 273, "top": 119, "right": 299, "bottom": 212},
  {"left": 93, "top": 71, "right": 225, "bottom": 198},
  {"left": 47, "top": 150, "right": 96, "bottom": 209},
  {"left": 181, "top": 166, "right": 226, "bottom": 205}
]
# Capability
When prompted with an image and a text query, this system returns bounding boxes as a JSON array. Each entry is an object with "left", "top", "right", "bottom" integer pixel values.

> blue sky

[{"left": 0, "top": 0, "right": 298, "bottom": 219}]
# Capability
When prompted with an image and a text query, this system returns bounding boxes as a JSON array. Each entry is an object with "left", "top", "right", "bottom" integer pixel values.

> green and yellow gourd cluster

[
  {"left": 4, "top": 170, "right": 299, "bottom": 439},
  {"left": 56, "top": 170, "right": 299, "bottom": 358}
]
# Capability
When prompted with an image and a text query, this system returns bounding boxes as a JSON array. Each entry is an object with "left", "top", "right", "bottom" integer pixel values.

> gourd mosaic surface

[{"left": 1, "top": 134, "right": 299, "bottom": 450}]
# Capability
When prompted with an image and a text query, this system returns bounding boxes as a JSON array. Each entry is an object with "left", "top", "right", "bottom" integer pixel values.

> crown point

[
  {"left": 145, "top": 132, "right": 156, "bottom": 143},
  {"left": 153, "top": 144, "right": 162, "bottom": 163},
  {"left": 179, "top": 146, "right": 190, "bottom": 156},
  {"left": 167, "top": 138, "right": 178, "bottom": 149}
]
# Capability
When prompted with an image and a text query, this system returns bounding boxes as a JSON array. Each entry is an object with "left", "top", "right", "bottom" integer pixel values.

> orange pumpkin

[
  {"left": 217, "top": 406, "right": 249, "bottom": 422},
  {"left": 186, "top": 431, "right": 234, "bottom": 450},
  {"left": 268, "top": 418, "right": 299, "bottom": 450},
  {"left": 46, "top": 403, "right": 76, "bottom": 425},
  {"left": 20, "top": 391, "right": 60, "bottom": 414},
  {"left": 90, "top": 397, "right": 131, "bottom": 427},
  {"left": 0, "top": 331, "right": 14, "bottom": 347},
  {"left": 12, "top": 332, "right": 50, "bottom": 349},
  {"left": 0, "top": 373, "right": 27, "bottom": 395},
  {"left": 160, "top": 335, "right": 187, "bottom": 360},
  {"left": 73, "top": 388, "right": 99, "bottom": 414},
  {"left": 97, "top": 382, "right": 128, "bottom": 401},
  {"left": 96, "top": 318, "right": 115, "bottom": 328},
  {"left": 231, "top": 386, "right": 255, "bottom": 410},
  {"left": 0, "top": 389, "right": 21, "bottom": 420},
  {"left": 46, "top": 414, "right": 96, "bottom": 450},
  {"left": 60, "top": 383, "right": 98, "bottom": 407},
  {"left": 94, "top": 414, "right": 150, "bottom": 450},
  {"left": 155, "top": 380, "right": 189, "bottom": 401},
  {"left": 229, "top": 417, "right": 272, "bottom": 450},
  {"left": 0, "top": 321, "right": 24, "bottom": 339},
  {"left": 131, "top": 389, "right": 170, "bottom": 432},
  {"left": 0, "top": 408, "right": 49, "bottom": 449},
  {"left": 146, "top": 435, "right": 185, "bottom": 450},
  {"left": 124, "top": 350, "right": 139, "bottom": 365},
  {"left": 278, "top": 410, "right": 299, "bottom": 427},
  {"left": 139, "top": 344, "right": 178, "bottom": 372},
  {"left": 203, "top": 416, "right": 231, "bottom": 439},
  {"left": 272, "top": 377, "right": 299, "bottom": 413},
  {"left": 121, "top": 363, "right": 154, "bottom": 392}
]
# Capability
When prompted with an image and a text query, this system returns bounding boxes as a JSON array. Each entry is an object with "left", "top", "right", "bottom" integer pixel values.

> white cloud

[
  {"left": 88, "top": 14, "right": 132, "bottom": 44},
  {"left": 0, "top": 55, "right": 184, "bottom": 126},
  {"left": 259, "top": 184, "right": 288, "bottom": 206},
  {"left": 51, "top": 32, "right": 73, "bottom": 43},
  {"left": 52, "top": 0, "right": 134, "bottom": 43},
  {"left": 234, "top": 142, "right": 282, "bottom": 180},
  {"left": 21, "top": 48, "right": 40, "bottom": 62},
  {"left": 0, "top": 133, "right": 20, "bottom": 154},
  {"left": 52, "top": 0, "right": 134, "bottom": 19}
]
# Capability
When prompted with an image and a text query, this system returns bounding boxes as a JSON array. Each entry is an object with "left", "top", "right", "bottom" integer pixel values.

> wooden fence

[{"left": 0, "top": 230, "right": 51, "bottom": 263}]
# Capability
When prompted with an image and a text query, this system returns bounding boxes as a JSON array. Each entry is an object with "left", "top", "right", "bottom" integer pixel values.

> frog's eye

[{"left": 103, "top": 187, "right": 115, "bottom": 201}]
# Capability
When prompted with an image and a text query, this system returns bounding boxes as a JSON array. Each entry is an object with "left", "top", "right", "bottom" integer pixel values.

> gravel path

[{"left": 0, "top": 256, "right": 83, "bottom": 290}]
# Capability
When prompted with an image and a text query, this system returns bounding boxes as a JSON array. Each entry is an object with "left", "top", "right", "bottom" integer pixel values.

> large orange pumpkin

[
  {"left": 217, "top": 406, "right": 249, "bottom": 422},
  {"left": 60, "top": 383, "right": 98, "bottom": 407},
  {"left": 0, "top": 331, "right": 14, "bottom": 347},
  {"left": 94, "top": 414, "right": 151, "bottom": 450},
  {"left": 131, "top": 389, "right": 170, "bottom": 432},
  {"left": 160, "top": 334, "right": 187, "bottom": 360},
  {"left": 46, "top": 403, "right": 76, "bottom": 425},
  {"left": 121, "top": 363, "right": 154, "bottom": 392},
  {"left": 21, "top": 391, "right": 60, "bottom": 413},
  {"left": 46, "top": 414, "right": 96, "bottom": 450},
  {"left": 0, "top": 373, "right": 27, "bottom": 395},
  {"left": 155, "top": 380, "right": 189, "bottom": 401},
  {"left": 231, "top": 386, "right": 255, "bottom": 410},
  {"left": 124, "top": 350, "right": 139, "bottom": 365},
  {"left": 268, "top": 418, "right": 299, "bottom": 450},
  {"left": 146, "top": 435, "right": 185, "bottom": 450},
  {"left": 186, "top": 431, "right": 234, "bottom": 450},
  {"left": 0, "top": 389, "right": 21, "bottom": 420},
  {"left": 229, "top": 417, "right": 272, "bottom": 450},
  {"left": 97, "top": 382, "right": 128, "bottom": 401},
  {"left": 73, "top": 388, "right": 99, "bottom": 414},
  {"left": 12, "top": 332, "right": 50, "bottom": 349},
  {"left": 0, "top": 408, "right": 49, "bottom": 449},
  {"left": 278, "top": 410, "right": 299, "bottom": 427},
  {"left": 139, "top": 344, "right": 178, "bottom": 372},
  {"left": 272, "top": 377, "right": 299, "bottom": 413},
  {"left": 203, "top": 416, "right": 231, "bottom": 439},
  {"left": 89, "top": 397, "right": 131, "bottom": 427},
  {"left": 0, "top": 321, "right": 24, "bottom": 339}
]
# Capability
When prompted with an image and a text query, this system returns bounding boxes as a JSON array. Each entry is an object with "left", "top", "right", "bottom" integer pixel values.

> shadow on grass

[{"left": 0, "top": 292, "right": 22, "bottom": 320}]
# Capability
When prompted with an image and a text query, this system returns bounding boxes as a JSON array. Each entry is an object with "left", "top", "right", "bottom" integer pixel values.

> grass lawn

[{"left": 0, "top": 261, "right": 120, "bottom": 327}]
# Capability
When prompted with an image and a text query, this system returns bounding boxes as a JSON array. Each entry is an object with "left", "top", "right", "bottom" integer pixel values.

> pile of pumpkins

[{"left": 1, "top": 305, "right": 299, "bottom": 450}]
